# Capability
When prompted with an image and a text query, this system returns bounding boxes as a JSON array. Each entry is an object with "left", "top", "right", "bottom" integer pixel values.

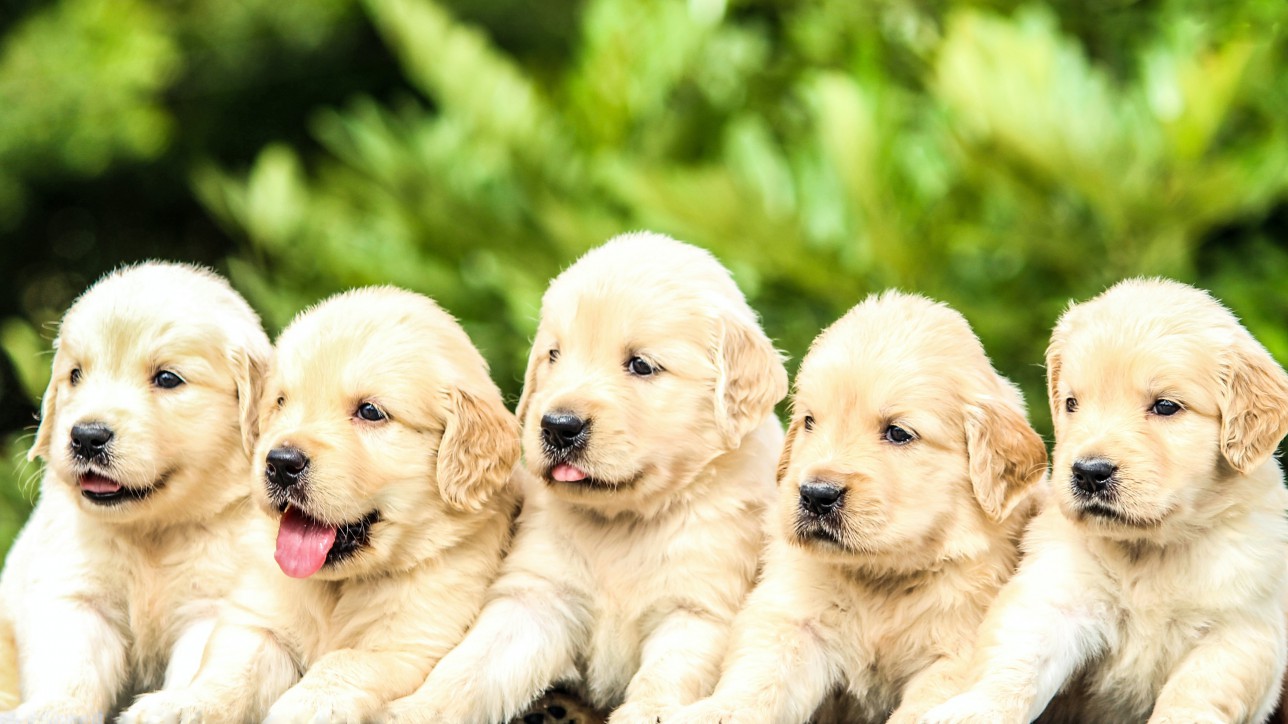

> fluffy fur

[
  {"left": 384, "top": 232, "right": 788, "bottom": 724},
  {"left": 670, "top": 292, "right": 1048, "bottom": 724},
  {"left": 0, "top": 263, "right": 270, "bottom": 719},
  {"left": 923, "top": 278, "right": 1288, "bottom": 724},
  {"left": 121, "top": 287, "right": 522, "bottom": 723}
]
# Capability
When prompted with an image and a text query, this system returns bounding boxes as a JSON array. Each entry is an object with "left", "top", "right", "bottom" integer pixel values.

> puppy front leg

[
  {"left": 122, "top": 622, "right": 297, "bottom": 724},
  {"left": 887, "top": 656, "right": 971, "bottom": 724},
  {"left": 608, "top": 609, "right": 730, "bottom": 723},
  {"left": 918, "top": 592, "right": 1105, "bottom": 724},
  {"left": 669, "top": 604, "right": 837, "bottom": 724},
  {"left": 1148, "top": 617, "right": 1287, "bottom": 724},
  {"left": 266, "top": 648, "right": 429, "bottom": 724},
  {"left": 384, "top": 586, "right": 586, "bottom": 724},
  {"left": 12, "top": 600, "right": 127, "bottom": 720}
]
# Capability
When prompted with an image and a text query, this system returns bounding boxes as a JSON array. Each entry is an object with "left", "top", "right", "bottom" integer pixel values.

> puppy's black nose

[
  {"left": 541, "top": 412, "right": 588, "bottom": 451},
  {"left": 1072, "top": 458, "right": 1117, "bottom": 495},
  {"left": 799, "top": 481, "right": 844, "bottom": 516},
  {"left": 266, "top": 447, "right": 309, "bottom": 489},
  {"left": 70, "top": 422, "right": 113, "bottom": 459}
]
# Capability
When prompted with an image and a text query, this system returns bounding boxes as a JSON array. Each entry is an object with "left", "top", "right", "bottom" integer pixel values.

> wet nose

[
  {"left": 266, "top": 447, "right": 309, "bottom": 489},
  {"left": 70, "top": 422, "right": 113, "bottom": 459},
  {"left": 799, "top": 480, "right": 844, "bottom": 516},
  {"left": 1071, "top": 457, "right": 1117, "bottom": 495},
  {"left": 541, "top": 412, "right": 588, "bottom": 451}
]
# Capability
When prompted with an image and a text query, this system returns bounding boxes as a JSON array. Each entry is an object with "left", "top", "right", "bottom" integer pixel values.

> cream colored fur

[
  {"left": 0, "top": 263, "right": 270, "bottom": 720},
  {"left": 671, "top": 291, "right": 1047, "bottom": 724},
  {"left": 923, "top": 278, "right": 1288, "bottom": 724},
  {"left": 385, "top": 232, "right": 788, "bottom": 724},
  {"left": 121, "top": 287, "right": 523, "bottom": 723}
]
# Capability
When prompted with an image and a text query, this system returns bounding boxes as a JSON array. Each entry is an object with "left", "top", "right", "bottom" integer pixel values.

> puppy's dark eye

[
  {"left": 70, "top": 367, "right": 82, "bottom": 386},
  {"left": 356, "top": 402, "right": 387, "bottom": 422},
  {"left": 548, "top": 349, "right": 559, "bottom": 363},
  {"left": 1065, "top": 397, "right": 1078, "bottom": 413},
  {"left": 276, "top": 396, "right": 286, "bottom": 409},
  {"left": 1151, "top": 399, "right": 1181, "bottom": 416},
  {"left": 627, "top": 356, "right": 658, "bottom": 376},
  {"left": 153, "top": 370, "right": 184, "bottom": 389},
  {"left": 803, "top": 415, "right": 815, "bottom": 431},
  {"left": 885, "top": 425, "right": 914, "bottom": 444}
]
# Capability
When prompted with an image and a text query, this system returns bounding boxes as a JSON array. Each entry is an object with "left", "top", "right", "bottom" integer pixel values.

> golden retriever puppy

[
  {"left": 923, "top": 278, "right": 1288, "bottom": 724},
  {"left": 0, "top": 263, "right": 270, "bottom": 719},
  {"left": 670, "top": 292, "right": 1048, "bottom": 724},
  {"left": 385, "top": 232, "right": 788, "bottom": 724},
  {"left": 122, "top": 286, "right": 522, "bottom": 723}
]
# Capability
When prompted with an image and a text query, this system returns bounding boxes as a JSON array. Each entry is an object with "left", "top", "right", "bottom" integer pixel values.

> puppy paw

[
  {"left": 918, "top": 692, "right": 1020, "bottom": 724},
  {"left": 265, "top": 689, "right": 368, "bottom": 724},
  {"left": 1148, "top": 710, "right": 1226, "bottom": 724},
  {"left": 380, "top": 698, "right": 446, "bottom": 724},
  {"left": 120, "top": 691, "right": 212, "bottom": 724},
  {"left": 5, "top": 700, "right": 106, "bottom": 724},
  {"left": 606, "top": 700, "right": 669, "bottom": 724},
  {"left": 666, "top": 700, "right": 740, "bottom": 724}
]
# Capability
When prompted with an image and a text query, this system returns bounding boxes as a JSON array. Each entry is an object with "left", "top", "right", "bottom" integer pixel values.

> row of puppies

[{"left": 0, "top": 232, "right": 1285, "bottom": 723}]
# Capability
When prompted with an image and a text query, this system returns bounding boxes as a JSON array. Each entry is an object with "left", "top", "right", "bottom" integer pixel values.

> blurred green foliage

[{"left": 1, "top": 0, "right": 1287, "bottom": 557}]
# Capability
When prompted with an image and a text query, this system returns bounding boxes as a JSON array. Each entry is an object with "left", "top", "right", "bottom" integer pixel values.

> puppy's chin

[
  {"left": 1060, "top": 496, "right": 1170, "bottom": 538},
  {"left": 60, "top": 463, "right": 172, "bottom": 516}
]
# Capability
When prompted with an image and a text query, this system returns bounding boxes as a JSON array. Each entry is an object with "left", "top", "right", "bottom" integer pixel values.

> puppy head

[
  {"left": 256, "top": 287, "right": 519, "bottom": 580},
  {"left": 1046, "top": 278, "right": 1288, "bottom": 540},
  {"left": 777, "top": 292, "right": 1046, "bottom": 571},
  {"left": 30, "top": 262, "right": 270, "bottom": 525},
  {"left": 516, "top": 232, "right": 787, "bottom": 514}
]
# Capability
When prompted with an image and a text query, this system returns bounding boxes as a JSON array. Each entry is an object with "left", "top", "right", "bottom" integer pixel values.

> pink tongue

[
  {"left": 80, "top": 474, "right": 122, "bottom": 494},
  {"left": 274, "top": 507, "right": 337, "bottom": 579},
  {"left": 552, "top": 463, "right": 588, "bottom": 483}
]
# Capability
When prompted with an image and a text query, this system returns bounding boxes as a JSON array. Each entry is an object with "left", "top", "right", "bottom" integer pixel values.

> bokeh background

[{"left": 1, "top": 0, "right": 1286, "bottom": 557}]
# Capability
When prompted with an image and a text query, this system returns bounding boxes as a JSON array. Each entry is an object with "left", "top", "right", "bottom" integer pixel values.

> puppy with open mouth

[
  {"left": 121, "top": 287, "right": 523, "bottom": 723},
  {"left": 923, "top": 279, "right": 1288, "bottom": 723},
  {"left": 670, "top": 292, "right": 1048, "bottom": 724},
  {"left": 385, "top": 232, "right": 788, "bottom": 724},
  {"left": 0, "top": 263, "right": 270, "bottom": 720}
]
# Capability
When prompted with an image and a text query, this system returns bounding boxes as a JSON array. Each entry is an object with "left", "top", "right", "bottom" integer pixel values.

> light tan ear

[
  {"left": 437, "top": 386, "right": 521, "bottom": 512},
  {"left": 1044, "top": 336, "right": 1063, "bottom": 423},
  {"left": 714, "top": 315, "right": 789, "bottom": 449},
  {"left": 776, "top": 416, "right": 802, "bottom": 486},
  {"left": 232, "top": 345, "right": 270, "bottom": 458},
  {"left": 1220, "top": 336, "right": 1288, "bottom": 474},
  {"left": 28, "top": 368, "right": 58, "bottom": 462},
  {"left": 514, "top": 343, "right": 543, "bottom": 426},
  {"left": 965, "top": 396, "right": 1048, "bottom": 522}
]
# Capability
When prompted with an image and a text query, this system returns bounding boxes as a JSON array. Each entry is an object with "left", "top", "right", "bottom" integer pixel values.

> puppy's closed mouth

[
  {"left": 274, "top": 505, "right": 380, "bottom": 579},
  {"left": 77, "top": 471, "right": 164, "bottom": 506}
]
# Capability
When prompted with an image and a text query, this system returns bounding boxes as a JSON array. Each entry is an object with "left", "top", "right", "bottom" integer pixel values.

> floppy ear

[
  {"left": 1044, "top": 336, "right": 1063, "bottom": 424},
  {"left": 776, "top": 417, "right": 802, "bottom": 486},
  {"left": 1220, "top": 336, "right": 1288, "bottom": 475},
  {"left": 437, "top": 386, "right": 521, "bottom": 512},
  {"left": 965, "top": 397, "right": 1048, "bottom": 522},
  {"left": 28, "top": 367, "right": 58, "bottom": 462},
  {"left": 514, "top": 343, "right": 542, "bottom": 426},
  {"left": 232, "top": 345, "right": 270, "bottom": 458},
  {"left": 714, "top": 315, "right": 789, "bottom": 449}
]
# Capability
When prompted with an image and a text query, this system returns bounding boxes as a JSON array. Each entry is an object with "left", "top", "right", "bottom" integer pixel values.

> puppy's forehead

[
  {"left": 541, "top": 233, "right": 752, "bottom": 349},
  {"left": 795, "top": 294, "right": 989, "bottom": 438},
  {"left": 801, "top": 292, "right": 988, "bottom": 399},
  {"left": 60, "top": 262, "right": 259, "bottom": 360},
  {"left": 275, "top": 287, "right": 489, "bottom": 392},
  {"left": 1057, "top": 280, "right": 1231, "bottom": 402}
]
